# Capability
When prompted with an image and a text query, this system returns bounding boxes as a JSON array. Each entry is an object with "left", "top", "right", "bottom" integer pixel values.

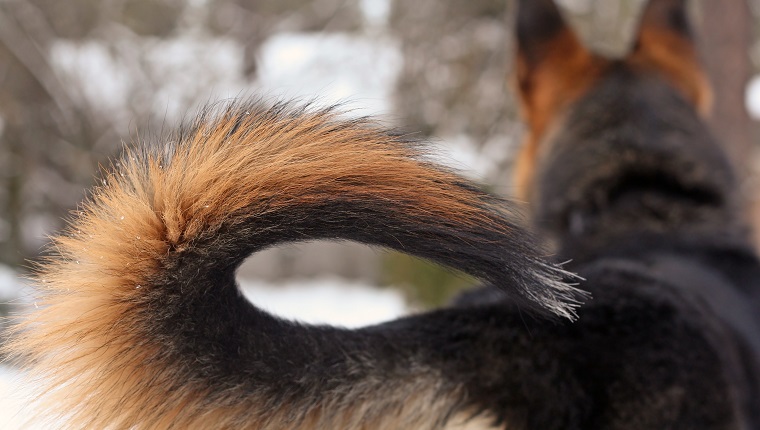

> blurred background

[{"left": 1, "top": 0, "right": 760, "bottom": 331}]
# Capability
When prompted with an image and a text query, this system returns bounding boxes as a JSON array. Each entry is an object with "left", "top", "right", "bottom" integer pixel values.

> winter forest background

[{"left": 1, "top": 0, "right": 760, "bottom": 332}]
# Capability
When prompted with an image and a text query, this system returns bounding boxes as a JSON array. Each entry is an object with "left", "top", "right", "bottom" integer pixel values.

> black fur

[
  {"left": 533, "top": 64, "right": 738, "bottom": 244},
  {"left": 516, "top": 0, "right": 568, "bottom": 65},
  {"left": 463, "top": 0, "right": 760, "bottom": 427}
]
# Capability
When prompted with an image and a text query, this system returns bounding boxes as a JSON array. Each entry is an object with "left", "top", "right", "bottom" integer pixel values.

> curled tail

[{"left": 7, "top": 101, "right": 583, "bottom": 429}]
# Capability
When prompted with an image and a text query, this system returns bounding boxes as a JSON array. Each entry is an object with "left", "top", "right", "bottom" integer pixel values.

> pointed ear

[
  {"left": 516, "top": 0, "right": 575, "bottom": 68},
  {"left": 515, "top": 0, "right": 596, "bottom": 117},
  {"left": 629, "top": 0, "right": 713, "bottom": 115},
  {"left": 514, "top": 0, "right": 603, "bottom": 202}
]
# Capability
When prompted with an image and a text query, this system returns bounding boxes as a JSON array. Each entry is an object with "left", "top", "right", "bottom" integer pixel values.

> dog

[{"left": 5, "top": 0, "right": 760, "bottom": 428}]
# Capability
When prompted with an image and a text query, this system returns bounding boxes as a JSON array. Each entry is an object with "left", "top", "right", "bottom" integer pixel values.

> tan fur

[
  {"left": 5, "top": 105, "right": 521, "bottom": 429},
  {"left": 514, "top": 29, "right": 608, "bottom": 201},
  {"left": 629, "top": 28, "right": 713, "bottom": 116}
]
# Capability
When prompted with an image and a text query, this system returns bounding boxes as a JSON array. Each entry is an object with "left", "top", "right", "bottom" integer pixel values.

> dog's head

[{"left": 513, "top": 0, "right": 736, "bottom": 241}]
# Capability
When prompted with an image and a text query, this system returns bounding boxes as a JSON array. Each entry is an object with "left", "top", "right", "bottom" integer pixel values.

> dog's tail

[{"left": 6, "top": 101, "right": 582, "bottom": 429}]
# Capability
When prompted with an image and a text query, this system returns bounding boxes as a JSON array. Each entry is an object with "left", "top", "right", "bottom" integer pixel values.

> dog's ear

[
  {"left": 516, "top": 0, "right": 576, "bottom": 70},
  {"left": 629, "top": 0, "right": 712, "bottom": 115},
  {"left": 515, "top": 0, "right": 599, "bottom": 134},
  {"left": 514, "top": 0, "right": 603, "bottom": 202}
]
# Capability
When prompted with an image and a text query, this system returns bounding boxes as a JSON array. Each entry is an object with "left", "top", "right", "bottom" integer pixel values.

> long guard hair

[{"left": 5, "top": 101, "right": 583, "bottom": 429}]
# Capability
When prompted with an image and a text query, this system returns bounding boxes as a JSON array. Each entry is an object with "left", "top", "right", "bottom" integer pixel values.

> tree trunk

[{"left": 698, "top": 0, "right": 753, "bottom": 173}]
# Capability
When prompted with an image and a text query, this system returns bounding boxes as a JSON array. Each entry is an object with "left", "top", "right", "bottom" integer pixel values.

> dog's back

[{"left": 508, "top": 0, "right": 760, "bottom": 427}]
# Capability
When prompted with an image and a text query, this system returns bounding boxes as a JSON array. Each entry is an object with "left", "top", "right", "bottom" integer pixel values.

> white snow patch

[
  {"left": 50, "top": 36, "right": 251, "bottom": 122},
  {"left": 0, "top": 264, "right": 23, "bottom": 301},
  {"left": 359, "top": 0, "right": 392, "bottom": 27},
  {"left": 556, "top": 0, "right": 594, "bottom": 14},
  {"left": 240, "top": 277, "right": 407, "bottom": 328},
  {"left": 427, "top": 134, "right": 508, "bottom": 180},
  {"left": 256, "top": 32, "right": 402, "bottom": 117},
  {"left": 143, "top": 36, "right": 248, "bottom": 118},
  {"left": 50, "top": 32, "right": 403, "bottom": 122},
  {"left": 50, "top": 40, "right": 132, "bottom": 113},
  {"left": 746, "top": 75, "right": 760, "bottom": 120}
]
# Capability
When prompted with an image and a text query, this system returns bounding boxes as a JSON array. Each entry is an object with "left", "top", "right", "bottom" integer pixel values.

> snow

[
  {"left": 429, "top": 134, "right": 512, "bottom": 181},
  {"left": 556, "top": 0, "right": 594, "bottom": 14},
  {"left": 745, "top": 75, "right": 760, "bottom": 120},
  {"left": 50, "top": 40, "right": 133, "bottom": 114},
  {"left": 142, "top": 37, "right": 249, "bottom": 118},
  {"left": 50, "top": 36, "right": 250, "bottom": 122},
  {"left": 359, "top": 0, "right": 392, "bottom": 27},
  {"left": 255, "top": 32, "right": 402, "bottom": 118},
  {"left": 0, "top": 266, "right": 33, "bottom": 429},
  {"left": 240, "top": 277, "right": 407, "bottom": 328},
  {"left": 0, "top": 265, "right": 21, "bottom": 301},
  {"left": 49, "top": 27, "right": 404, "bottom": 129}
]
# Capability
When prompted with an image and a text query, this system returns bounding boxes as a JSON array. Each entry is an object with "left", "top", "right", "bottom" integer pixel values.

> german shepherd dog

[{"left": 6, "top": 0, "right": 760, "bottom": 428}]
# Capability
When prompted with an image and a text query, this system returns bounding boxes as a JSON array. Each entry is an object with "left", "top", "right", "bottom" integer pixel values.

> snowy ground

[{"left": 240, "top": 277, "right": 407, "bottom": 328}]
